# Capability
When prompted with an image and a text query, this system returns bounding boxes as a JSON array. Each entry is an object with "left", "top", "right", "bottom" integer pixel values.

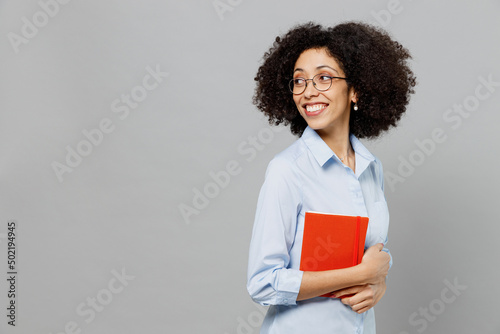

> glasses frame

[{"left": 289, "top": 74, "right": 347, "bottom": 95}]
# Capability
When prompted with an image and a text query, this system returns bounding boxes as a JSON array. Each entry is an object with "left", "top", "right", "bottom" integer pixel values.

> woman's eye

[
  {"left": 318, "top": 75, "right": 331, "bottom": 82},
  {"left": 294, "top": 78, "right": 306, "bottom": 85}
]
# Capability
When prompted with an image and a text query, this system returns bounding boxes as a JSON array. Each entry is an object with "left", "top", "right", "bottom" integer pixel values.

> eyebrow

[{"left": 294, "top": 65, "right": 340, "bottom": 75}]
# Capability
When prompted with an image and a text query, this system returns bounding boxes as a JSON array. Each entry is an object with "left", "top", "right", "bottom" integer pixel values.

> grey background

[{"left": 1, "top": 0, "right": 499, "bottom": 333}]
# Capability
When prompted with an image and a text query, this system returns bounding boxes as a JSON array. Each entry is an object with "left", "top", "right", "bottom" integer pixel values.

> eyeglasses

[{"left": 289, "top": 74, "right": 347, "bottom": 95}]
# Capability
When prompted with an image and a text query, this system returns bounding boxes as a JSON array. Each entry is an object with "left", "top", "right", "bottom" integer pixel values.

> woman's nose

[{"left": 303, "top": 81, "right": 319, "bottom": 98}]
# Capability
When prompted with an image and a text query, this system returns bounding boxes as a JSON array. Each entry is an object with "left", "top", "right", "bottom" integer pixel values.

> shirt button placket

[{"left": 349, "top": 176, "right": 365, "bottom": 212}]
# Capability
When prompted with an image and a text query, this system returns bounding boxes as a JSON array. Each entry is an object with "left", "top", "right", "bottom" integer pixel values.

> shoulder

[
  {"left": 258, "top": 139, "right": 306, "bottom": 205},
  {"left": 370, "top": 155, "right": 385, "bottom": 192},
  {"left": 265, "top": 137, "right": 308, "bottom": 178},
  {"left": 371, "top": 154, "right": 383, "bottom": 170},
  {"left": 373, "top": 155, "right": 384, "bottom": 176}
]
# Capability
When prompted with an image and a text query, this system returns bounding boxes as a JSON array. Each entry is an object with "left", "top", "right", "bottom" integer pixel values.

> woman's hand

[
  {"left": 296, "top": 244, "right": 390, "bottom": 301},
  {"left": 359, "top": 243, "right": 390, "bottom": 285},
  {"left": 333, "top": 280, "right": 387, "bottom": 314}
]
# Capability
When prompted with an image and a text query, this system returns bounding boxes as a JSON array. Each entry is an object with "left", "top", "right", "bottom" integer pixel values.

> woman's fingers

[
  {"left": 339, "top": 284, "right": 377, "bottom": 313},
  {"left": 333, "top": 285, "right": 364, "bottom": 298}
]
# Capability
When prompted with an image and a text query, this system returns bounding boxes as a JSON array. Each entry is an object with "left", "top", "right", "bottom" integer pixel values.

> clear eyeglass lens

[
  {"left": 314, "top": 75, "right": 332, "bottom": 89},
  {"left": 293, "top": 79, "right": 305, "bottom": 89},
  {"left": 291, "top": 75, "right": 332, "bottom": 94}
]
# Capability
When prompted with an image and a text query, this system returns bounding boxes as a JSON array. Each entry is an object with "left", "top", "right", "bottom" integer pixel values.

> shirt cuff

[
  {"left": 275, "top": 268, "right": 303, "bottom": 306},
  {"left": 382, "top": 247, "right": 393, "bottom": 269}
]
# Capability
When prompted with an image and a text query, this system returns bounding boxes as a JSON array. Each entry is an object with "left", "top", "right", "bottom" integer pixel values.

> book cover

[{"left": 299, "top": 211, "right": 369, "bottom": 298}]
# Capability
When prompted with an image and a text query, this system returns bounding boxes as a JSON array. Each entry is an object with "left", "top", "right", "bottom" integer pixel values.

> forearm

[{"left": 297, "top": 264, "right": 368, "bottom": 301}]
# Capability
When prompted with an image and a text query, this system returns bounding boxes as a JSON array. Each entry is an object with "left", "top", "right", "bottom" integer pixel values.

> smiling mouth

[{"left": 304, "top": 103, "right": 328, "bottom": 115}]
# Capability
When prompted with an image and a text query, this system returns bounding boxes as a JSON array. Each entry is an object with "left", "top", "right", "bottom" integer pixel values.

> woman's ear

[{"left": 350, "top": 89, "right": 358, "bottom": 104}]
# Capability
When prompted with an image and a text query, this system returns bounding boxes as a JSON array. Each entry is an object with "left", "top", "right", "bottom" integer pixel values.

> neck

[{"left": 316, "top": 123, "right": 352, "bottom": 161}]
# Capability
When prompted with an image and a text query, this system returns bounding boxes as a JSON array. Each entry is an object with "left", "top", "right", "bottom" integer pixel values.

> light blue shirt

[{"left": 247, "top": 126, "right": 392, "bottom": 334}]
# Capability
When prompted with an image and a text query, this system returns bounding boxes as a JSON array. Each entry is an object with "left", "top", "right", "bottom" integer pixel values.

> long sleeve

[
  {"left": 375, "top": 157, "right": 393, "bottom": 269},
  {"left": 246, "top": 157, "right": 304, "bottom": 306}
]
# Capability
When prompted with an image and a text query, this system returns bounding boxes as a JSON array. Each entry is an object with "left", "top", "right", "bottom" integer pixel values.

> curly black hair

[{"left": 253, "top": 21, "right": 416, "bottom": 138}]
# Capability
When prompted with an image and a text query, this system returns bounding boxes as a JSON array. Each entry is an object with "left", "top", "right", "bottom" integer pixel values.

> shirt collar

[{"left": 301, "top": 126, "right": 375, "bottom": 168}]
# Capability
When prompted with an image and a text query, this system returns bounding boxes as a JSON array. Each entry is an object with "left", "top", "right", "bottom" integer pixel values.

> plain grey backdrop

[{"left": 1, "top": 0, "right": 499, "bottom": 333}]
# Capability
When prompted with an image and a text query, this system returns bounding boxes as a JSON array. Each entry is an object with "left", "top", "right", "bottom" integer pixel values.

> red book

[{"left": 299, "top": 211, "right": 369, "bottom": 298}]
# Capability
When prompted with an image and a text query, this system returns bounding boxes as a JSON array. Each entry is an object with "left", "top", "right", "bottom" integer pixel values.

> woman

[{"left": 247, "top": 22, "right": 416, "bottom": 333}]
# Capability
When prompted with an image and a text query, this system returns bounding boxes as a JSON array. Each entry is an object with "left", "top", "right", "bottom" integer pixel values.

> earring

[{"left": 353, "top": 103, "right": 358, "bottom": 111}]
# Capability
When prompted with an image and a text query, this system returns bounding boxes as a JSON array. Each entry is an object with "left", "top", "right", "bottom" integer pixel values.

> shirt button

[{"left": 283, "top": 299, "right": 288, "bottom": 303}]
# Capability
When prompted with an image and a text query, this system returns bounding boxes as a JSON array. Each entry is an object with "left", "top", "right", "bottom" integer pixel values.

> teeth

[{"left": 306, "top": 104, "right": 326, "bottom": 112}]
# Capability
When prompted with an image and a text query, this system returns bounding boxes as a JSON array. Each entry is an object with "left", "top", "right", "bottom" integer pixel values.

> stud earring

[{"left": 353, "top": 103, "right": 358, "bottom": 111}]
